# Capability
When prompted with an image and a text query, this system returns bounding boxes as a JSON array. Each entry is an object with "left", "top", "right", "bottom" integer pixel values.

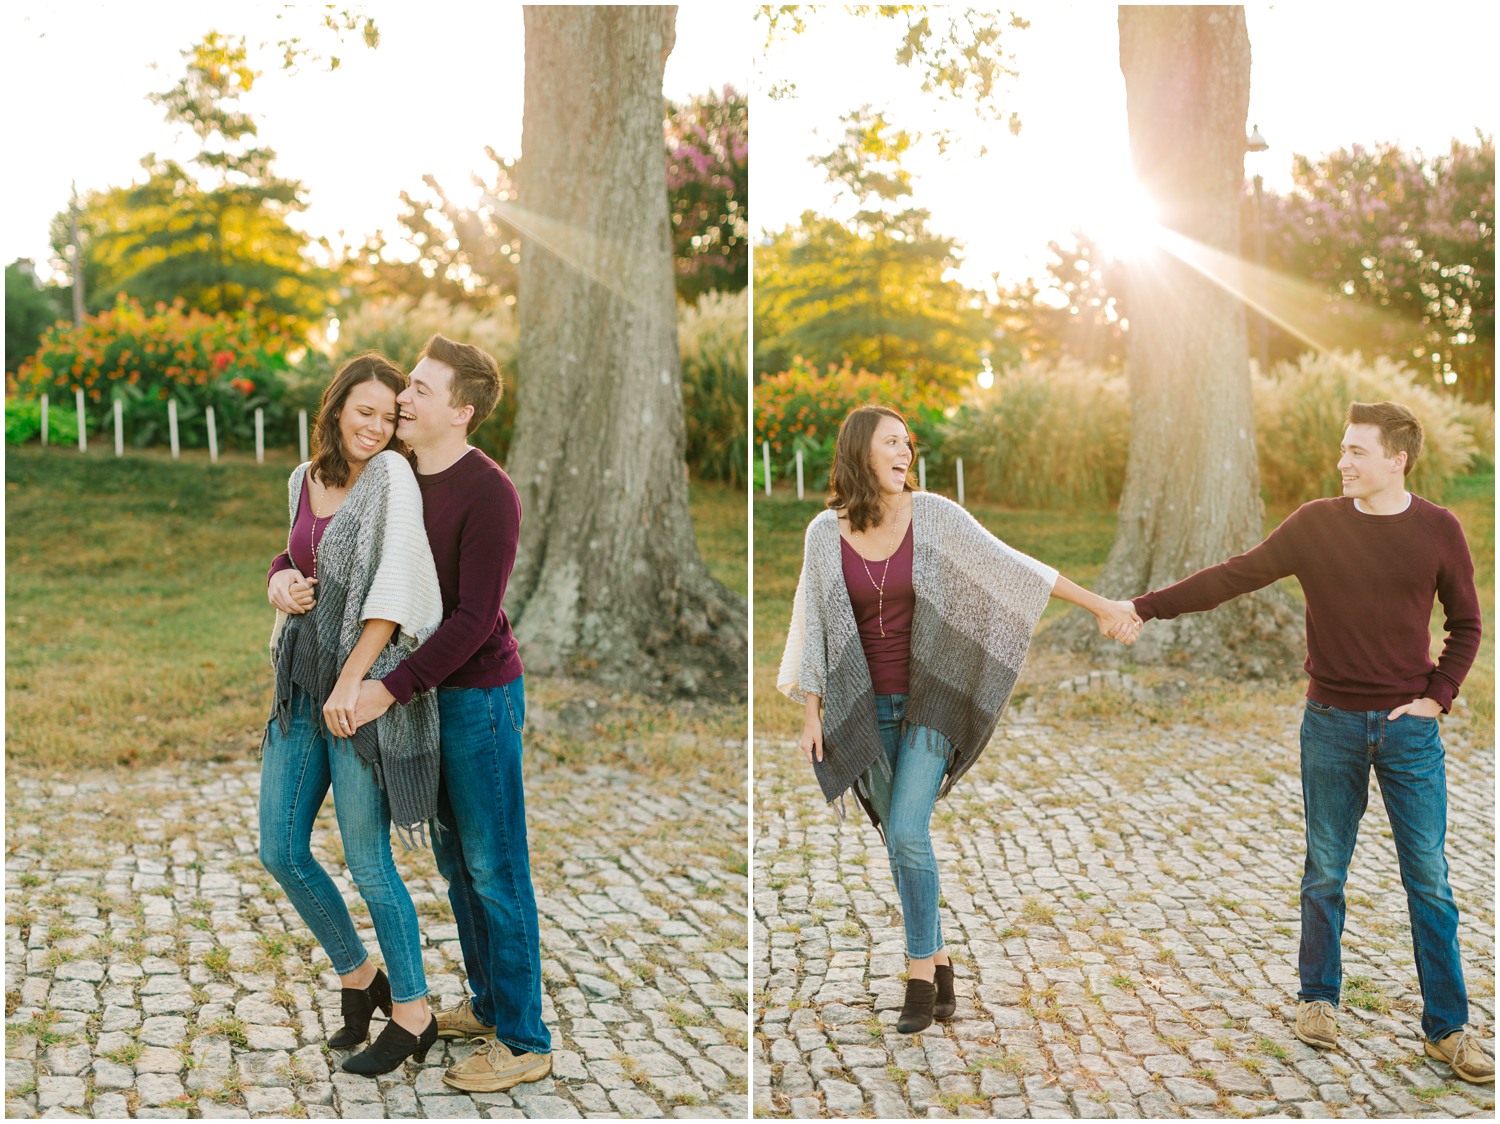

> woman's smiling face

[
  {"left": 338, "top": 378, "right": 399, "bottom": 465},
  {"left": 868, "top": 415, "right": 913, "bottom": 497}
]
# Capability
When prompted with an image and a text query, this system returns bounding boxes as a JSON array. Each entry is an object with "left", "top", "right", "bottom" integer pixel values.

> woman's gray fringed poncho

[
  {"left": 267, "top": 450, "right": 443, "bottom": 846},
  {"left": 778, "top": 491, "right": 1058, "bottom": 829}
]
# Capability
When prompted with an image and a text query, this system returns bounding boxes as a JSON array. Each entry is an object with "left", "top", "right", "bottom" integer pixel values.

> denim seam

[
  {"left": 489, "top": 693, "right": 547, "bottom": 1054},
  {"left": 452, "top": 844, "right": 487, "bottom": 1017},
  {"left": 275, "top": 722, "right": 365, "bottom": 977},
  {"left": 329, "top": 751, "right": 427, "bottom": 1003},
  {"left": 503, "top": 679, "right": 525, "bottom": 732}
]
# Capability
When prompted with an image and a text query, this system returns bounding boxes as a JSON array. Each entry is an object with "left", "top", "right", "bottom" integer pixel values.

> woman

[
  {"left": 779, "top": 404, "right": 1140, "bottom": 1034},
  {"left": 260, "top": 353, "right": 443, "bottom": 1074}
]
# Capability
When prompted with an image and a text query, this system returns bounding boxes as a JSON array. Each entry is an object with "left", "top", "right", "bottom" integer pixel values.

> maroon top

[
  {"left": 277, "top": 477, "right": 326, "bottom": 578},
  {"left": 842, "top": 521, "right": 915, "bottom": 696},
  {"left": 1134, "top": 496, "right": 1481, "bottom": 712},
  {"left": 269, "top": 449, "right": 524, "bottom": 702}
]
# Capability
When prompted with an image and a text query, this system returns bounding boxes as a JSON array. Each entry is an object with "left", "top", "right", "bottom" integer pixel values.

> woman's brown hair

[
  {"left": 827, "top": 404, "right": 916, "bottom": 532},
  {"left": 309, "top": 353, "right": 407, "bottom": 488}
]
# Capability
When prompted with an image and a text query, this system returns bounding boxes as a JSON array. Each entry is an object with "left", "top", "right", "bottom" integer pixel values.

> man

[
  {"left": 353, "top": 334, "right": 552, "bottom": 1093},
  {"left": 1129, "top": 401, "right": 1490, "bottom": 1084}
]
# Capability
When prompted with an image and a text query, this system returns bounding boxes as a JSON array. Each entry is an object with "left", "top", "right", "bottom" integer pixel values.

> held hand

[
  {"left": 1096, "top": 599, "right": 1143, "bottom": 646},
  {"left": 323, "top": 677, "right": 362, "bottom": 740},
  {"left": 800, "top": 713, "right": 824, "bottom": 765},
  {"left": 352, "top": 679, "right": 397, "bottom": 730},
  {"left": 1388, "top": 697, "right": 1443, "bottom": 721},
  {"left": 268, "top": 570, "right": 317, "bottom": 614}
]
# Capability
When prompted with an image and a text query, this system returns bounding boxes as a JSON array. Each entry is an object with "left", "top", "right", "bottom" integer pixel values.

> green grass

[
  {"left": 754, "top": 473, "right": 1495, "bottom": 741},
  {"left": 5, "top": 446, "right": 747, "bottom": 777}
]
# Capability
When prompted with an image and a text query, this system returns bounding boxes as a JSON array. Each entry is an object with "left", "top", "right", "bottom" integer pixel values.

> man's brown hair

[
  {"left": 422, "top": 334, "right": 502, "bottom": 434},
  {"left": 1346, "top": 400, "right": 1423, "bottom": 476}
]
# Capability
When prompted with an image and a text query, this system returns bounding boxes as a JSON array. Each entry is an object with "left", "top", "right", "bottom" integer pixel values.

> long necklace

[
  {"left": 310, "top": 481, "right": 328, "bottom": 582},
  {"left": 310, "top": 466, "right": 362, "bottom": 580},
  {"left": 856, "top": 503, "right": 903, "bottom": 638}
]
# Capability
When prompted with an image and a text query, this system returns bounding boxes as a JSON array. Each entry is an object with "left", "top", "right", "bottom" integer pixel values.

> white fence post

[
  {"left": 298, "top": 410, "right": 309, "bottom": 462},
  {"left": 956, "top": 457, "right": 965, "bottom": 506},
  {"left": 918, "top": 456, "right": 926, "bottom": 491},
  {"left": 75, "top": 388, "right": 86, "bottom": 452},
  {"left": 762, "top": 441, "right": 771, "bottom": 497},
  {"left": 40, "top": 394, "right": 48, "bottom": 446},
  {"left": 206, "top": 407, "right": 219, "bottom": 463},
  {"left": 114, "top": 399, "right": 124, "bottom": 457},
  {"left": 168, "top": 400, "right": 180, "bottom": 459},
  {"left": 255, "top": 408, "right": 265, "bottom": 464},
  {"left": 795, "top": 448, "right": 804, "bottom": 501}
]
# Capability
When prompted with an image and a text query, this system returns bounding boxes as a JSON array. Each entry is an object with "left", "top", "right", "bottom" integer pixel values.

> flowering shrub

[
  {"left": 14, "top": 296, "right": 291, "bottom": 449},
  {"left": 753, "top": 358, "right": 956, "bottom": 490}
]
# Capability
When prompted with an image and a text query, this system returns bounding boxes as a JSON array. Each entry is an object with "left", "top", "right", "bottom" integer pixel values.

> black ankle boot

[
  {"left": 933, "top": 963, "right": 956, "bottom": 1020},
  {"left": 328, "top": 968, "right": 393, "bottom": 1049},
  {"left": 342, "top": 1014, "right": 437, "bottom": 1075},
  {"left": 897, "top": 978, "right": 937, "bottom": 1034}
]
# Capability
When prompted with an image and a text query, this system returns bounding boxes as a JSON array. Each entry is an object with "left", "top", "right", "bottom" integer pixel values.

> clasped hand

[
  {"left": 321, "top": 679, "right": 397, "bottom": 738},
  {"left": 1096, "top": 599, "right": 1144, "bottom": 645}
]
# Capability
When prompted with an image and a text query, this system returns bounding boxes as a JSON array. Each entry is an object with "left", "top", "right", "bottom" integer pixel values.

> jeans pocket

[
  {"left": 502, "top": 680, "right": 526, "bottom": 732},
  {"left": 1305, "top": 699, "right": 1335, "bottom": 714}
]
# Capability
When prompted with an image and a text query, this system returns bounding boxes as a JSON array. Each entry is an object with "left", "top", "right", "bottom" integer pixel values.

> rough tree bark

[
  {"left": 507, "top": 5, "right": 746, "bottom": 697},
  {"left": 1045, "top": 6, "right": 1302, "bottom": 676}
]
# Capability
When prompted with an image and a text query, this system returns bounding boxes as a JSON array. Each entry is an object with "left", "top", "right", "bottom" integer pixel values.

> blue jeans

[
  {"left": 1299, "top": 701, "right": 1468, "bottom": 1041},
  {"left": 434, "top": 677, "right": 550, "bottom": 1056},
  {"left": 259, "top": 687, "right": 428, "bottom": 1003},
  {"left": 860, "top": 693, "right": 952, "bottom": 959}
]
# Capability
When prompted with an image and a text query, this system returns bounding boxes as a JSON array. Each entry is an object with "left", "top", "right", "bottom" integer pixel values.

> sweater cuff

[
  {"left": 268, "top": 553, "right": 295, "bottom": 584},
  {"left": 1424, "top": 678, "right": 1457, "bottom": 713},
  {"left": 1132, "top": 593, "right": 1160, "bottom": 623},
  {"left": 382, "top": 664, "right": 418, "bottom": 706}
]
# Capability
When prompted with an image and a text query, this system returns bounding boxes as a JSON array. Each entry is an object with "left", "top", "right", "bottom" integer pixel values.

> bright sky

[
  {"left": 1, "top": 3, "right": 742, "bottom": 282},
  {"left": 753, "top": 3, "right": 1498, "bottom": 293}
]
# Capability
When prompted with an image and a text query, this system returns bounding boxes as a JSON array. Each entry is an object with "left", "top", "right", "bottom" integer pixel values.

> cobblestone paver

[
  {"left": 754, "top": 676, "right": 1496, "bottom": 1118},
  {"left": 6, "top": 755, "right": 748, "bottom": 1119}
]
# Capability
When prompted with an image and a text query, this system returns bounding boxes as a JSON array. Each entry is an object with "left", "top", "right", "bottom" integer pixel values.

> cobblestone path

[
  {"left": 6, "top": 756, "right": 748, "bottom": 1119},
  {"left": 754, "top": 677, "right": 1496, "bottom": 1118}
]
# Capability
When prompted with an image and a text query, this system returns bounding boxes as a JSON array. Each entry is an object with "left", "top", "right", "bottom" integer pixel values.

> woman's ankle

[
  {"left": 390, "top": 1000, "right": 430, "bottom": 1034},
  {"left": 339, "top": 961, "right": 377, "bottom": 990}
]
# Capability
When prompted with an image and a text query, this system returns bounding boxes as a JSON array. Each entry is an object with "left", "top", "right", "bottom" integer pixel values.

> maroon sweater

[
  {"left": 270, "top": 449, "right": 524, "bottom": 702},
  {"left": 1133, "top": 496, "right": 1480, "bottom": 712},
  {"left": 842, "top": 522, "right": 915, "bottom": 695}
]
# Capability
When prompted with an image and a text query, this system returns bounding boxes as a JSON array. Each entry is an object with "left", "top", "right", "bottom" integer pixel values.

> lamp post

[{"left": 1246, "top": 125, "right": 1270, "bottom": 373}]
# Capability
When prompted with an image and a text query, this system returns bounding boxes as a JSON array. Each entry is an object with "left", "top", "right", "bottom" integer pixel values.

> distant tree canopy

[
  {"left": 5, "top": 261, "right": 66, "bottom": 375},
  {"left": 350, "top": 85, "right": 747, "bottom": 308},
  {"left": 51, "top": 34, "right": 335, "bottom": 340},
  {"left": 754, "top": 106, "right": 990, "bottom": 386},
  {"left": 992, "top": 231, "right": 1127, "bottom": 371},
  {"left": 994, "top": 136, "right": 1494, "bottom": 401},
  {"left": 1250, "top": 136, "right": 1494, "bottom": 401}
]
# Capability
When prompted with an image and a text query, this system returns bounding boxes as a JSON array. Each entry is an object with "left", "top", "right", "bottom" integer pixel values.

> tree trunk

[
  {"left": 1045, "top": 6, "right": 1301, "bottom": 677},
  {"left": 507, "top": 5, "right": 746, "bottom": 697}
]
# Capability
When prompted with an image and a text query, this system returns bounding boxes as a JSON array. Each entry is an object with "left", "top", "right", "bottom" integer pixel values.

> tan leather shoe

[
  {"left": 1293, "top": 1000, "right": 1337, "bottom": 1049},
  {"left": 442, "top": 1036, "right": 553, "bottom": 1092},
  {"left": 1425, "top": 1030, "right": 1495, "bottom": 1084},
  {"left": 433, "top": 997, "right": 495, "bottom": 1041}
]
